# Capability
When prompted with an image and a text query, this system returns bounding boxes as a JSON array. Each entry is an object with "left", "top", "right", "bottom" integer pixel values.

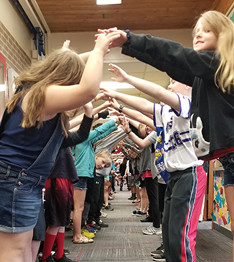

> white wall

[
  {"left": 48, "top": 28, "right": 192, "bottom": 56},
  {"left": 0, "top": 0, "right": 32, "bottom": 58}
]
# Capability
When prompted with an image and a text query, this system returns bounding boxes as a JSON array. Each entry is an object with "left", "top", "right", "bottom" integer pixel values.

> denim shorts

[
  {"left": 219, "top": 153, "right": 234, "bottom": 186},
  {"left": 73, "top": 177, "right": 88, "bottom": 190},
  {"left": 0, "top": 161, "right": 46, "bottom": 233}
]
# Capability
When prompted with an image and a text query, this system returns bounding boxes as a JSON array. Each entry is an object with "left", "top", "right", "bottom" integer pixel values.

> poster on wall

[
  {"left": 0, "top": 52, "right": 7, "bottom": 120},
  {"left": 211, "top": 172, "right": 231, "bottom": 229}
]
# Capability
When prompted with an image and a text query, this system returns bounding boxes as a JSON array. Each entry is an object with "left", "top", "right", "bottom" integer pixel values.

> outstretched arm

[
  {"left": 102, "top": 88, "right": 154, "bottom": 115},
  {"left": 110, "top": 98, "right": 155, "bottom": 130},
  {"left": 41, "top": 33, "right": 121, "bottom": 119},
  {"left": 108, "top": 63, "right": 180, "bottom": 111},
  {"left": 121, "top": 116, "right": 152, "bottom": 149}
]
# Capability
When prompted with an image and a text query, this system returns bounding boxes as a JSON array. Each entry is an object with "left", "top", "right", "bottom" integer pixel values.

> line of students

[{"left": 0, "top": 9, "right": 233, "bottom": 262}]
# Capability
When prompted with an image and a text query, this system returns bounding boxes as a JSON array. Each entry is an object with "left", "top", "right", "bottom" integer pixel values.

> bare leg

[
  {"left": 140, "top": 187, "right": 149, "bottom": 213},
  {"left": 104, "top": 179, "right": 111, "bottom": 207},
  {"left": 31, "top": 240, "right": 41, "bottom": 262},
  {"left": 0, "top": 230, "right": 33, "bottom": 262},
  {"left": 73, "top": 188, "right": 87, "bottom": 242}
]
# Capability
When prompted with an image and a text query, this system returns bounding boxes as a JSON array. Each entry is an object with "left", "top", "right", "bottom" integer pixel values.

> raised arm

[
  {"left": 110, "top": 98, "right": 155, "bottom": 130},
  {"left": 103, "top": 88, "right": 154, "bottom": 115},
  {"left": 39, "top": 33, "right": 121, "bottom": 119},
  {"left": 108, "top": 63, "right": 180, "bottom": 111},
  {"left": 92, "top": 101, "right": 111, "bottom": 116},
  {"left": 121, "top": 116, "right": 152, "bottom": 149}
]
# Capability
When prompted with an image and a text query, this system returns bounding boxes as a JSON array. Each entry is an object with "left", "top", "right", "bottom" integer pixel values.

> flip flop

[{"left": 72, "top": 235, "right": 94, "bottom": 244}]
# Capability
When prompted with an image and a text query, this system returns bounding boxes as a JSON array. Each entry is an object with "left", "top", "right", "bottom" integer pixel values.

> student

[
  {"left": 72, "top": 119, "right": 117, "bottom": 244},
  {"left": 99, "top": 11, "right": 234, "bottom": 259},
  {"left": 114, "top": 104, "right": 162, "bottom": 234},
  {"left": 40, "top": 103, "right": 93, "bottom": 262},
  {"left": 103, "top": 64, "right": 207, "bottom": 262},
  {"left": 88, "top": 126, "right": 127, "bottom": 224},
  {"left": 0, "top": 32, "right": 120, "bottom": 262}
]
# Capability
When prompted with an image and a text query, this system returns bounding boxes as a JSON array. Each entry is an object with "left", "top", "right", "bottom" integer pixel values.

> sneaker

[
  {"left": 40, "top": 255, "right": 55, "bottom": 262},
  {"left": 142, "top": 226, "right": 162, "bottom": 235},
  {"left": 132, "top": 210, "right": 139, "bottom": 215},
  {"left": 136, "top": 211, "right": 147, "bottom": 216},
  {"left": 104, "top": 205, "right": 114, "bottom": 211},
  {"left": 84, "top": 224, "right": 97, "bottom": 234},
  {"left": 88, "top": 222, "right": 101, "bottom": 230},
  {"left": 128, "top": 196, "right": 135, "bottom": 200},
  {"left": 100, "top": 211, "right": 108, "bottom": 218},
  {"left": 54, "top": 254, "right": 74, "bottom": 262},
  {"left": 152, "top": 250, "right": 166, "bottom": 260},
  {"left": 96, "top": 220, "right": 109, "bottom": 228},
  {"left": 152, "top": 257, "right": 166, "bottom": 262},
  {"left": 81, "top": 228, "right": 95, "bottom": 238},
  {"left": 140, "top": 217, "right": 153, "bottom": 222},
  {"left": 63, "top": 249, "right": 70, "bottom": 255},
  {"left": 150, "top": 243, "right": 164, "bottom": 256}
]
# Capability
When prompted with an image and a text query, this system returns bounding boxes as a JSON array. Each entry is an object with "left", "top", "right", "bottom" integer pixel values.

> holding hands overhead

[
  {"left": 96, "top": 28, "right": 127, "bottom": 48},
  {"left": 94, "top": 30, "right": 122, "bottom": 55}
]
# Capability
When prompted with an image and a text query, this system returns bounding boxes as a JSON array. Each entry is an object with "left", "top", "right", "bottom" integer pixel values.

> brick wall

[{"left": 0, "top": 21, "right": 31, "bottom": 75}]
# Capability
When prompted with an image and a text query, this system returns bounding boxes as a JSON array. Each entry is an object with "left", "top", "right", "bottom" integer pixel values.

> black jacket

[{"left": 122, "top": 32, "right": 234, "bottom": 159}]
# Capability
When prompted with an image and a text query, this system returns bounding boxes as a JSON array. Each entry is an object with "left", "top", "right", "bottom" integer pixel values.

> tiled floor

[{"left": 63, "top": 186, "right": 232, "bottom": 262}]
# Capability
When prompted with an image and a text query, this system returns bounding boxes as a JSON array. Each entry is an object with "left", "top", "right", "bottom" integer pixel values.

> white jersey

[{"left": 153, "top": 93, "right": 203, "bottom": 172}]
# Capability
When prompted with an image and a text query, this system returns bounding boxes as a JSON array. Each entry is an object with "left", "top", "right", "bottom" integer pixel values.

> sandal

[{"left": 72, "top": 235, "right": 94, "bottom": 244}]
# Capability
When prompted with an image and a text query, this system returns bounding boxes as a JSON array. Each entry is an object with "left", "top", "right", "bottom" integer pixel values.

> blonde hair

[
  {"left": 96, "top": 150, "right": 113, "bottom": 167},
  {"left": 7, "top": 48, "right": 85, "bottom": 134},
  {"left": 193, "top": 11, "right": 234, "bottom": 93}
]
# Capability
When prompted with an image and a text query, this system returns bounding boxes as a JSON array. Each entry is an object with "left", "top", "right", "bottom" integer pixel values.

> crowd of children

[{"left": 0, "top": 10, "right": 233, "bottom": 262}]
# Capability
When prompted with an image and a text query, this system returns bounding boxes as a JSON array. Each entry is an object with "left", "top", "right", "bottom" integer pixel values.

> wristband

[
  {"left": 119, "top": 104, "right": 125, "bottom": 113},
  {"left": 124, "top": 29, "right": 131, "bottom": 40},
  {"left": 126, "top": 129, "right": 132, "bottom": 135}
]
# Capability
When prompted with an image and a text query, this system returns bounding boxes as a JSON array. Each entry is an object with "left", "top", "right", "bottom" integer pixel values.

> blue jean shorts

[
  {"left": 219, "top": 153, "right": 234, "bottom": 186},
  {"left": 73, "top": 177, "right": 88, "bottom": 190},
  {"left": 0, "top": 161, "right": 46, "bottom": 233}
]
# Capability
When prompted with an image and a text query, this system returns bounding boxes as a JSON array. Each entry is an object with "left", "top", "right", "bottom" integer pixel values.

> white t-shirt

[{"left": 153, "top": 93, "right": 203, "bottom": 172}]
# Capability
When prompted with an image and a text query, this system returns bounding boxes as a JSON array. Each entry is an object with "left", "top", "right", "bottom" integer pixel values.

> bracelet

[
  {"left": 119, "top": 104, "right": 124, "bottom": 113},
  {"left": 124, "top": 29, "right": 131, "bottom": 41},
  {"left": 126, "top": 129, "right": 132, "bottom": 135}
]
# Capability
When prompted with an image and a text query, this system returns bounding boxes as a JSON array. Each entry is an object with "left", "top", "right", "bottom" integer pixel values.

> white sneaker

[
  {"left": 100, "top": 211, "right": 108, "bottom": 218},
  {"left": 142, "top": 226, "right": 162, "bottom": 235}
]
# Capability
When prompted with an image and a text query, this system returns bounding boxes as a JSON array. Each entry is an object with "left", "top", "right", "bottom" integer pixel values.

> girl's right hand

[
  {"left": 94, "top": 32, "right": 121, "bottom": 56},
  {"left": 96, "top": 28, "right": 127, "bottom": 48}
]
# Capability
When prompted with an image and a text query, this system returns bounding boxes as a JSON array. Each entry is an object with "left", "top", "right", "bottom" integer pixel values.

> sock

[
  {"left": 41, "top": 232, "right": 57, "bottom": 260},
  {"left": 55, "top": 232, "right": 65, "bottom": 260}
]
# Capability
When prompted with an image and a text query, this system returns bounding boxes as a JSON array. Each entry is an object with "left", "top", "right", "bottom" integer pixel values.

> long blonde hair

[
  {"left": 7, "top": 48, "right": 85, "bottom": 133},
  {"left": 194, "top": 11, "right": 234, "bottom": 93}
]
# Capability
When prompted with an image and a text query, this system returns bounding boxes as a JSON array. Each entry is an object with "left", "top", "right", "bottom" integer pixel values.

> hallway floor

[{"left": 63, "top": 186, "right": 232, "bottom": 262}]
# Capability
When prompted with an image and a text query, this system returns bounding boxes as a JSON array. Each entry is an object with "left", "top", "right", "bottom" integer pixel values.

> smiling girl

[{"left": 98, "top": 10, "right": 234, "bottom": 261}]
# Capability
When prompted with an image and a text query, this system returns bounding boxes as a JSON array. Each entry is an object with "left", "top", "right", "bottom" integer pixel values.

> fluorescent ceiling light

[
  {"left": 100, "top": 81, "right": 134, "bottom": 89},
  {"left": 96, "top": 0, "right": 121, "bottom": 5}
]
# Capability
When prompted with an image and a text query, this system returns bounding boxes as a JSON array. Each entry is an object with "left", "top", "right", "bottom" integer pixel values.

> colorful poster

[{"left": 213, "top": 172, "right": 230, "bottom": 228}]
